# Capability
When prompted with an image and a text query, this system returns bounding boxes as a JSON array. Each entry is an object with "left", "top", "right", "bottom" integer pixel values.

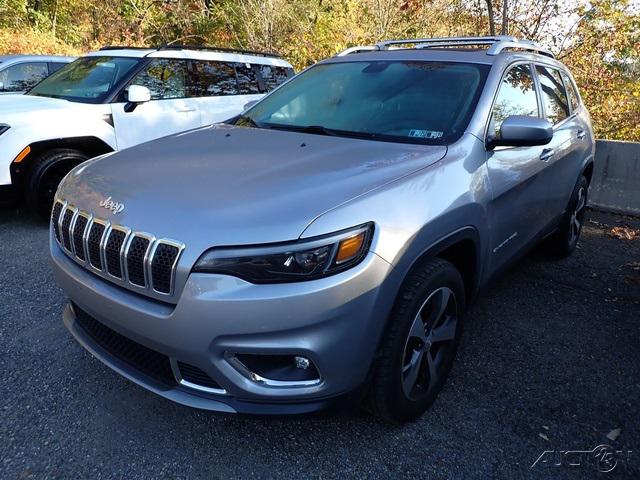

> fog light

[{"left": 294, "top": 356, "right": 310, "bottom": 370}]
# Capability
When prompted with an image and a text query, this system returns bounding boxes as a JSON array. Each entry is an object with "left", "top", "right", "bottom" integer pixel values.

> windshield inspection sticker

[{"left": 408, "top": 129, "right": 443, "bottom": 139}]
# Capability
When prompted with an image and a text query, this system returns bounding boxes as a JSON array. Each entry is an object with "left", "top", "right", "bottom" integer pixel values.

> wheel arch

[
  {"left": 582, "top": 158, "right": 594, "bottom": 186},
  {"left": 397, "top": 226, "right": 482, "bottom": 307},
  {"left": 10, "top": 136, "right": 114, "bottom": 188}
]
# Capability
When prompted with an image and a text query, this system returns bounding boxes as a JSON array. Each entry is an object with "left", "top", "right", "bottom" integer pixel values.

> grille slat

[
  {"left": 126, "top": 236, "right": 151, "bottom": 287},
  {"left": 151, "top": 243, "right": 180, "bottom": 294},
  {"left": 51, "top": 202, "right": 64, "bottom": 242},
  {"left": 72, "top": 215, "right": 89, "bottom": 261},
  {"left": 105, "top": 229, "right": 127, "bottom": 278},
  {"left": 61, "top": 208, "right": 74, "bottom": 251},
  {"left": 87, "top": 222, "right": 106, "bottom": 270},
  {"left": 54, "top": 199, "right": 183, "bottom": 297}
]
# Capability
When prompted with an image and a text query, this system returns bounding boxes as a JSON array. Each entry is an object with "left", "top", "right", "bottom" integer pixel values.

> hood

[
  {"left": 0, "top": 94, "right": 92, "bottom": 124},
  {"left": 58, "top": 124, "right": 445, "bottom": 253}
]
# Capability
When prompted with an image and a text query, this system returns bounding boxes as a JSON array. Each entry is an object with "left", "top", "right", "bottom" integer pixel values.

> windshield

[
  {"left": 240, "top": 60, "right": 489, "bottom": 145},
  {"left": 28, "top": 56, "right": 141, "bottom": 103}
]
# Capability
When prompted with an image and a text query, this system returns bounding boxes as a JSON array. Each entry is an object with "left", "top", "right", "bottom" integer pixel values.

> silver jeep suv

[{"left": 50, "top": 36, "right": 594, "bottom": 422}]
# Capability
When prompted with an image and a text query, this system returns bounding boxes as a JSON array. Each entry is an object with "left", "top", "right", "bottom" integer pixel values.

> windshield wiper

[
  {"left": 267, "top": 124, "right": 340, "bottom": 137},
  {"left": 265, "top": 123, "right": 389, "bottom": 141}
]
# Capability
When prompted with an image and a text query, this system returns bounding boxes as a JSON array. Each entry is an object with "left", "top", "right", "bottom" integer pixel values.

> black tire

[
  {"left": 26, "top": 149, "right": 89, "bottom": 219},
  {"left": 369, "top": 258, "right": 465, "bottom": 423},
  {"left": 545, "top": 176, "right": 588, "bottom": 257}
]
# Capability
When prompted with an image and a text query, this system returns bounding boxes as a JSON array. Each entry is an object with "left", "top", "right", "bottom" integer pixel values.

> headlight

[
  {"left": 193, "top": 223, "right": 373, "bottom": 283},
  {"left": 0, "top": 124, "right": 10, "bottom": 136}
]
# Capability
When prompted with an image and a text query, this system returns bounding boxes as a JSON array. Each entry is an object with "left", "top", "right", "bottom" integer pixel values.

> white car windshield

[{"left": 28, "top": 56, "right": 141, "bottom": 104}]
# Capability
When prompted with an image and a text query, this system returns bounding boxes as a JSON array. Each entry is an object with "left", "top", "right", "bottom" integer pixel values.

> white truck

[{"left": 0, "top": 46, "right": 294, "bottom": 216}]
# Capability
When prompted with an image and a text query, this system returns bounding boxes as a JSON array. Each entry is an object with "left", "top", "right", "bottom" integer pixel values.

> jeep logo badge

[{"left": 99, "top": 196, "right": 125, "bottom": 215}]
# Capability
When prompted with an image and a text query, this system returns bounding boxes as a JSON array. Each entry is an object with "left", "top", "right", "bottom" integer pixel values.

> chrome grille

[{"left": 52, "top": 199, "right": 184, "bottom": 296}]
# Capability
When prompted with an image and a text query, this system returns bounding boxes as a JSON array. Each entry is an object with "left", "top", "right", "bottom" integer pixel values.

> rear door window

[
  {"left": 0, "top": 62, "right": 49, "bottom": 92},
  {"left": 188, "top": 60, "right": 238, "bottom": 97},
  {"left": 490, "top": 64, "right": 539, "bottom": 137},
  {"left": 560, "top": 71, "right": 580, "bottom": 113},
  {"left": 235, "top": 63, "right": 260, "bottom": 94},
  {"left": 130, "top": 59, "right": 188, "bottom": 100},
  {"left": 535, "top": 66, "right": 570, "bottom": 125},
  {"left": 257, "top": 65, "right": 292, "bottom": 91}
]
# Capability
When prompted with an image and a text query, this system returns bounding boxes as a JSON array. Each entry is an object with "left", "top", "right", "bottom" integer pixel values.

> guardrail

[{"left": 590, "top": 140, "right": 640, "bottom": 216}]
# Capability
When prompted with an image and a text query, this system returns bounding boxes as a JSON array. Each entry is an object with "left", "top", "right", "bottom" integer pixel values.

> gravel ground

[{"left": 1, "top": 206, "right": 638, "bottom": 479}]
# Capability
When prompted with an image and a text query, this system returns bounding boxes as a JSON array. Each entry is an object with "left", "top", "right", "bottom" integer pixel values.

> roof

[{"left": 85, "top": 47, "right": 293, "bottom": 68}]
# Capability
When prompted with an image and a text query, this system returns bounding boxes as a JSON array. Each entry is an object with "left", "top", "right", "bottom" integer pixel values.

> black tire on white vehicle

[{"left": 26, "top": 148, "right": 89, "bottom": 219}]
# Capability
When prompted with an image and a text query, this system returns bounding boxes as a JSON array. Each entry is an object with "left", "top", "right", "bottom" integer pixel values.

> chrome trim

[
  {"left": 62, "top": 205, "right": 79, "bottom": 255},
  {"left": 97, "top": 219, "right": 112, "bottom": 273},
  {"left": 87, "top": 218, "right": 109, "bottom": 272},
  {"left": 72, "top": 211, "right": 92, "bottom": 263},
  {"left": 56, "top": 200, "right": 67, "bottom": 244},
  {"left": 170, "top": 358, "right": 227, "bottom": 395},
  {"left": 149, "top": 238, "right": 185, "bottom": 296},
  {"left": 51, "top": 199, "right": 66, "bottom": 243},
  {"left": 123, "top": 232, "right": 155, "bottom": 289},
  {"left": 104, "top": 224, "right": 131, "bottom": 280},
  {"left": 228, "top": 355, "right": 322, "bottom": 388},
  {"left": 80, "top": 212, "right": 94, "bottom": 265}
]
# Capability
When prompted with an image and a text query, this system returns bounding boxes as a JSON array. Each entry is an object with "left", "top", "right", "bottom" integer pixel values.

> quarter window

[
  {"left": 490, "top": 64, "right": 539, "bottom": 137},
  {"left": 536, "top": 66, "right": 570, "bottom": 124},
  {"left": 0, "top": 62, "right": 49, "bottom": 92},
  {"left": 560, "top": 71, "right": 580, "bottom": 113},
  {"left": 258, "top": 65, "right": 292, "bottom": 91},
  {"left": 130, "top": 59, "right": 188, "bottom": 100},
  {"left": 188, "top": 61, "right": 238, "bottom": 97},
  {"left": 235, "top": 63, "right": 260, "bottom": 94}
]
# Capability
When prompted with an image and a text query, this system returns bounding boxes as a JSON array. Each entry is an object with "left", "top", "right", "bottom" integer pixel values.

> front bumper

[{"left": 52, "top": 237, "right": 394, "bottom": 414}]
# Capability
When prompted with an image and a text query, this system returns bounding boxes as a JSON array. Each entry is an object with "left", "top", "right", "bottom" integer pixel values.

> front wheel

[
  {"left": 25, "top": 149, "right": 89, "bottom": 219},
  {"left": 369, "top": 258, "right": 465, "bottom": 423}
]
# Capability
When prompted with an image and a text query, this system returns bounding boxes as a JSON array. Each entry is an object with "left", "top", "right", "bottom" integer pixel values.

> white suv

[{"left": 0, "top": 46, "right": 294, "bottom": 216}]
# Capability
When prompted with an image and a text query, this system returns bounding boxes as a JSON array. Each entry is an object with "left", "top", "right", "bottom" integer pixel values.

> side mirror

[
  {"left": 487, "top": 115, "right": 553, "bottom": 149},
  {"left": 126, "top": 85, "right": 151, "bottom": 104},
  {"left": 243, "top": 99, "right": 258, "bottom": 111}
]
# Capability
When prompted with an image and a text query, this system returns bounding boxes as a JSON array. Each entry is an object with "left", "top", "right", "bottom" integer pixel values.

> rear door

[
  {"left": 533, "top": 65, "right": 577, "bottom": 219},
  {"left": 485, "top": 63, "right": 555, "bottom": 273},
  {"left": 111, "top": 58, "right": 201, "bottom": 149},
  {"left": 188, "top": 60, "right": 248, "bottom": 125}
]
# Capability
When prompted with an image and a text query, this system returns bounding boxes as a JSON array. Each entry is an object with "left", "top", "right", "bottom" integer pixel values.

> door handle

[
  {"left": 577, "top": 130, "right": 586, "bottom": 139},
  {"left": 540, "top": 148, "right": 555, "bottom": 162},
  {"left": 177, "top": 108, "right": 196, "bottom": 113}
]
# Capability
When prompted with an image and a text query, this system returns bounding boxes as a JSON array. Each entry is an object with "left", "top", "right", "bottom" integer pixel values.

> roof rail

[
  {"left": 336, "top": 36, "right": 554, "bottom": 59},
  {"left": 99, "top": 46, "right": 154, "bottom": 51},
  {"left": 157, "top": 44, "right": 282, "bottom": 59},
  {"left": 99, "top": 44, "right": 282, "bottom": 59}
]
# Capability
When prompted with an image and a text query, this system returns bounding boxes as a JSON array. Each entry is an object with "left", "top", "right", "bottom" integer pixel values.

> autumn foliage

[{"left": 0, "top": 0, "right": 638, "bottom": 141}]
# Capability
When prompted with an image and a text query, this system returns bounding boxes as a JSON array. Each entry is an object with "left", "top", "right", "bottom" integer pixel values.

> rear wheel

[
  {"left": 545, "top": 175, "right": 588, "bottom": 257},
  {"left": 26, "top": 149, "right": 88, "bottom": 219},
  {"left": 369, "top": 258, "right": 465, "bottom": 423}
]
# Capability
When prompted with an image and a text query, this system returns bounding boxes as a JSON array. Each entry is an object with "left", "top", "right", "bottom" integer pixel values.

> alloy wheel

[
  {"left": 569, "top": 186, "right": 587, "bottom": 245},
  {"left": 401, "top": 287, "right": 458, "bottom": 400}
]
